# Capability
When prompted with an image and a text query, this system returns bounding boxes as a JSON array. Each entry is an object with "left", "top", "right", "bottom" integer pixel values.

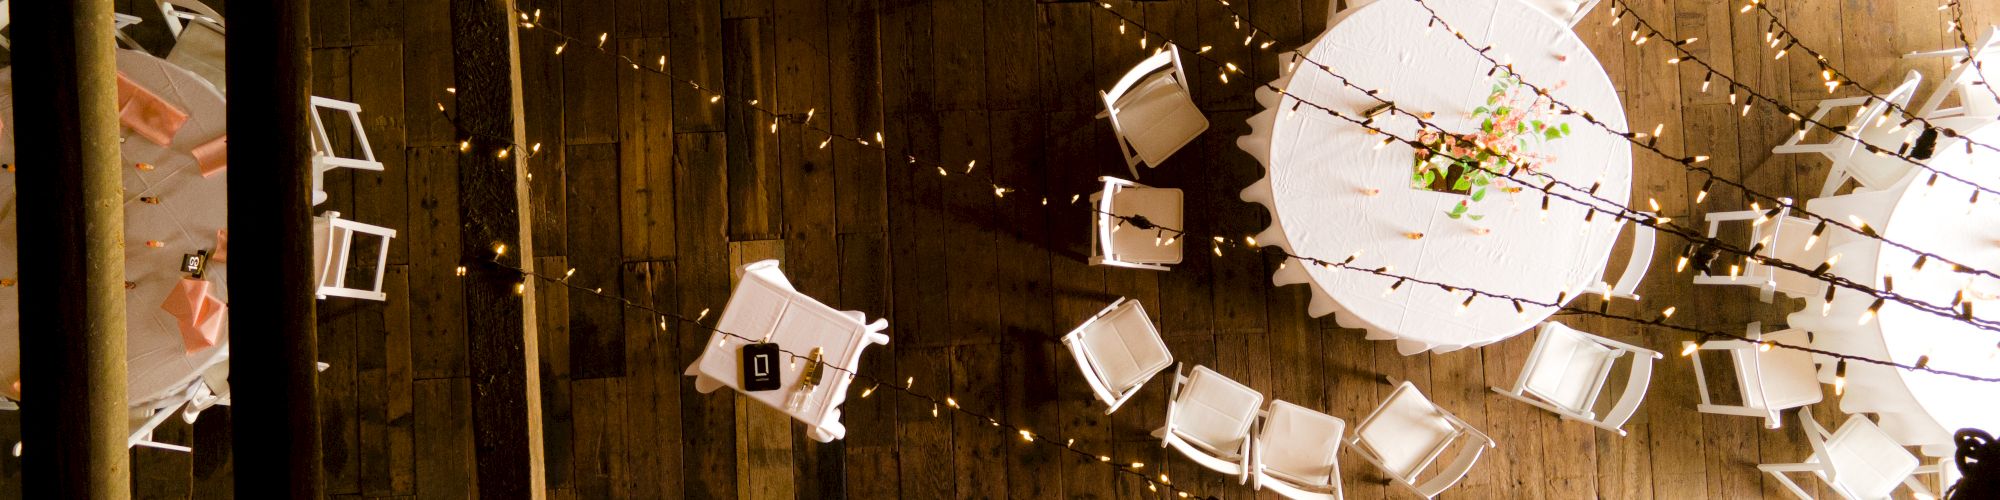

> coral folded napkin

[
  {"left": 160, "top": 278, "right": 226, "bottom": 353},
  {"left": 194, "top": 135, "right": 228, "bottom": 177},
  {"left": 116, "top": 72, "right": 189, "bottom": 146}
]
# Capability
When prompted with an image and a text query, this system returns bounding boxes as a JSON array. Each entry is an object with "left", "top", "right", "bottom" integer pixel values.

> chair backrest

[
  {"left": 1689, "top": 324, "right": 1821, "bottom": 428},
  {"left": 1499, "top": 322, "right": 1660, "bottom": 435},
  {"left": 310, "top": 96, "right": 385, "bottom": 172},
  {"left": 1170, "top": 365, "right": 1262, "bottom": 454},
  {"left": 1100, "top": 45, "right": 1200, "bottom": 175},
  {"left": 1352, "top": 382, "right": 1491, "bottom": 498},
  {"left": 1798, "top": 407, "right": 1924, "bottom": 499},
  {"left": 1092, "top": 176, "right": 1182, "bottom": 270},
  {"left": 1062, "top": 297, "right": 1171, "bottom": 414},
  {"left": 1589, "top": 216, "right": 1656, "bottom": 300},
  {"left": 313, "top": 211, "right": 398, "bottom": 301},
  {"left": 158, "top": 0, "right": 226, "bottom": 38},
  {"left": 1916, "top": 27, "right": 2000, "bottom": 119},
  {"left": 1254, "top": 400, "right": 1346, "bottom": 499}
]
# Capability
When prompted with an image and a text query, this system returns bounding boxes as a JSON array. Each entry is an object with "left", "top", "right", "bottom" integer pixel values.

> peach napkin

[
  {"left": 160, "top": 278, "right": 225, "bottom": 353},
  {"left": 116, "top": 72, "right": 190, "bottom": 146},
  {"left": 194, "top": 135, "right": 227, "bottom": 177}
]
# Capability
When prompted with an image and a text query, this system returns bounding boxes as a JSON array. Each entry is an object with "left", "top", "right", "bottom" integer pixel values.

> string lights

[
  {"left": 1595, "top": 0, "right": 2000, "bottom": 210},
  {"left": 464, "top": 14, "right": 2000, "bottom": 472},
  {"left": 1090, "top": 3, "right": 2000, "bottom": 334},
  {"left": 1404, "top": 0, "right": 2000, "bottom": 286},
  {"left": 477, "top": 248, "right": 1217, "bottom": 499},
  {"left": 1746, "top": 0, "right": 2000, "bottom": 156}
]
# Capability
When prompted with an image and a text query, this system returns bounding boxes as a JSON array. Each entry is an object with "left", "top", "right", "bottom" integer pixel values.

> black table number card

[{"left": 741, "top": 342, "right": 782, "bottom": 391}]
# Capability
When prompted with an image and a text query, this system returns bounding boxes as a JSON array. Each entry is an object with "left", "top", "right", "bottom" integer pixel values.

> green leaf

[
  {"left": 1472, "top": 188, "right": 1487, "bottom": 201},
  {"left": 1469, "top": 214, "right": 1485, "bottom": 221},
  {"left": 1453, "top": 176, "right": 1472, "bottom": 190},
  {"left": 1447, "top": 211, "right": 1462, "bottom": 219},
  {"left": 1560, "top": 123, "right": 1572, "bottom": 134},
  {"left": 1545, "top": 128, "right": 1561, "bottom": 140}
]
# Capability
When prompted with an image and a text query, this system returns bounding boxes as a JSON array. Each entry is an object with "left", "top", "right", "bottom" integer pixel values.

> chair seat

[
  {"left": 1115, "top": 73, "right": 1207, "bottom": 166},
  {"left": 1523, "top": 328, "right": 1618, "bottom": 412},
  {"left": 1107, "top": 187, "right": 1184, "bottom": 264},
  {"left": 1745, "top": 331, "right": 1824, "bottom": 410},
  {"left": 1260, "top": 400, "right": 1345, "bottom": 486},
  {"left": 1076, "top": 303, "right": 1172, "bottom": 392},
  {"left": 1823, "top": 417, "right": 1920, "bottom": 498},
  {"left": 1173, "top": 367, "right": 1262, "bottom": 456},
  {"left": 1357, "top": 386, "right": 1456, "bottom": 479}
]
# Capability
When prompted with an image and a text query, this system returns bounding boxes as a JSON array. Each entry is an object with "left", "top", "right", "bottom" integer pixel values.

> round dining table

[
  {"left": 0, "top": 49, "right": 231, "bottom": 409},
  {"left": 1238, "top": 0, "right": 1633, "bottom": 354},
  {"left": 1787, "top": 121, "right": 2000, "bottom": 456}
]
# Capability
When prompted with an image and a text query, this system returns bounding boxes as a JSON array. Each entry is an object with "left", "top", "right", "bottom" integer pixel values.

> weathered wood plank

[
  {"left": 411, "top": 378, "right": 475, "bottom": 500},
  {"left": 407, "top": 146, "right": 468, "bottom": 379},
  {"left": 673, "top": 132, "right": 740, "bottom": 500},
  {"left": 723, "top": 19, "right": 784, "bottom": 242},
  {"left": 535, "top": 256, "right": 576, "bottom": 495},
  {"left": 522, "top": 2, "right": 570, "bottom": 259},
  {"left": 359, "top": 266, "right": 417, "bottom": 497},
  {"left": 668, "top": 0, "right": 727, "bottom": 131},
  {"left": 639, "top": 261, "right": 686, "bottom": 498},
  {"left": 725, "top": 240, "right": 797, "bottom": 500},
  {"left": 566, "top": 143, "right": 627, "bottom": 379},
  {"left": 402, "top": 0, "right": 456, "bottom": 147},
  {"left": 837, "top": 231, "right": 899, "bottom": 500},
  {"left": 829, "top": 0, "right": 888, "bottom": 236},
  {"left": 615, "top": 266, "right": 658, "bottom": 500},
  {"left": 559, "top": 0, "right": 620, "bottom": 145},
  {"left": 351, "top": 44, "right": 412, "bottom": 266},
  {"left": 618, "top": 38, "right": 678, "bottom": 262}
]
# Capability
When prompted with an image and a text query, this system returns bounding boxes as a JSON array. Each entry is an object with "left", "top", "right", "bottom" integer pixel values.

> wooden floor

[{"left": 1, "top": 0, "right": 1995, "bottom": 497}]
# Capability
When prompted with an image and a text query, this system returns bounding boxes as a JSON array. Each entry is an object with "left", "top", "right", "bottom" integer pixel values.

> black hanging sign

[{"left": 741, "top": 342, "right": 782, "bottom": 392}]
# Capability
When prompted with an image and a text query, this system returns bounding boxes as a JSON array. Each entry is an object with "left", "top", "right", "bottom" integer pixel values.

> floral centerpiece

[{"left": 1410, "top": 70, "right": 1571, "bottom": 220}]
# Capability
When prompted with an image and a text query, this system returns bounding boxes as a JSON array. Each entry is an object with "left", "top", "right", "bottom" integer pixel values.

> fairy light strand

[
  {"left": 488, "top": 8, "right": 1998, "bottom": 387},
  {"left": 1090, "top": 2, "right": 2000, "bottom": 334},
  {"left": 480, "top": 252, "right": 1218, "bottom": 499},
  {"left": 1402, "top": 0, "right": 2000, "bottom": 284},
  {"left": 1748, "top": 0, "right": 2000, "bottom": 154},
  {"left": 1596, "top": 0, "right": 2000, "bottom": 199}
]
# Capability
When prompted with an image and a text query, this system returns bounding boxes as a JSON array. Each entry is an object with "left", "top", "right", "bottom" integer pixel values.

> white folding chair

[
  {"left": 1250, "top": 400, "right": 1346, "bottom": 500},
  {"left": 1099, "top": 44, "right": 1207, "bottom": 179},
  {"left": 1759, "top": 407, "right": 1943, "bottom": 500},
  {"left": 1775, "top": 71, "right": 1922, "bottom": 192},
  {"left": 1090, "top": 176, "right": 1183, "bottom": 271},
  {"left": 131, "top": 396, "right": 194, "bottom": 453},
  {"left": 159, "top": 0, "right": 228, "bottom": 94},
  {"left": 1348, "top": 381, "right": 1494, "bottom": 499},
  {"left": 182, "top": 358, "right": 231, "bottom": 423},
  {"left": 1491, "top": 322, "right": 1661, "bottom": 436},
  {"left": 309, "top": 96, "right": 386, "bottom": 206},
  {"left": 1062, "top": 298, "right": 1172, "bottom": 414},
  {"left": 1154, "top": 364, "right": 1261, "bottom": 482},
  {"left": 1686, "top": 323, "right": 1824, "bottom": 429},
  {"left": 1521, "top": 0, "right": 1601, "bottom": 27},
  {"left": 1582, "top": 215, "right": 1657, "bottom": 301},
  {"left": 1693, "top": 204, "right": 1827, "bottom": 303},
  {"left": 313, "top": 211, "right": 397, "bottom": 301},
  {"left": 1909, "top": 26, "right": 2000, "bottom": 121},
  {"left": 1824, "top": 71, "right": 1928, "bottom": 196}
]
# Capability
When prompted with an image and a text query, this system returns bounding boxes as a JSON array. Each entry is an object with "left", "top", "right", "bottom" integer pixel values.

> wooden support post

[
  {"left": 450, "top": 0, "right": 547, "bottom": 497},
  {"left": 227, "top": 0, "right": 324, "bottom": 497},
  {"left": 11, "top": 0, "right": 131, "bottom": 497}
]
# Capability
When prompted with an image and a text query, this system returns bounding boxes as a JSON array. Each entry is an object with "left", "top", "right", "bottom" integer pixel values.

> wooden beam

[
  {"left": 11, "top": 0, "right": 130, "bottom": 496},
  {"left": 449, "top": 0, "right": 547, "bottom": 497},
  {"left": 226, "top": 0, "right": 325, "bottom": 496}
]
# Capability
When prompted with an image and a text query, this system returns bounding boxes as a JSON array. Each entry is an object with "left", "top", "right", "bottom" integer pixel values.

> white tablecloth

[
  {"left": 0, "top": 50, "right": 231, "bottom": 408},
  {"left": 1238, "top": 0, "right": 1632, "bottom": 354},
  {"left": 1787, "top": 122, "right": 2000, "bottom": 454}
]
